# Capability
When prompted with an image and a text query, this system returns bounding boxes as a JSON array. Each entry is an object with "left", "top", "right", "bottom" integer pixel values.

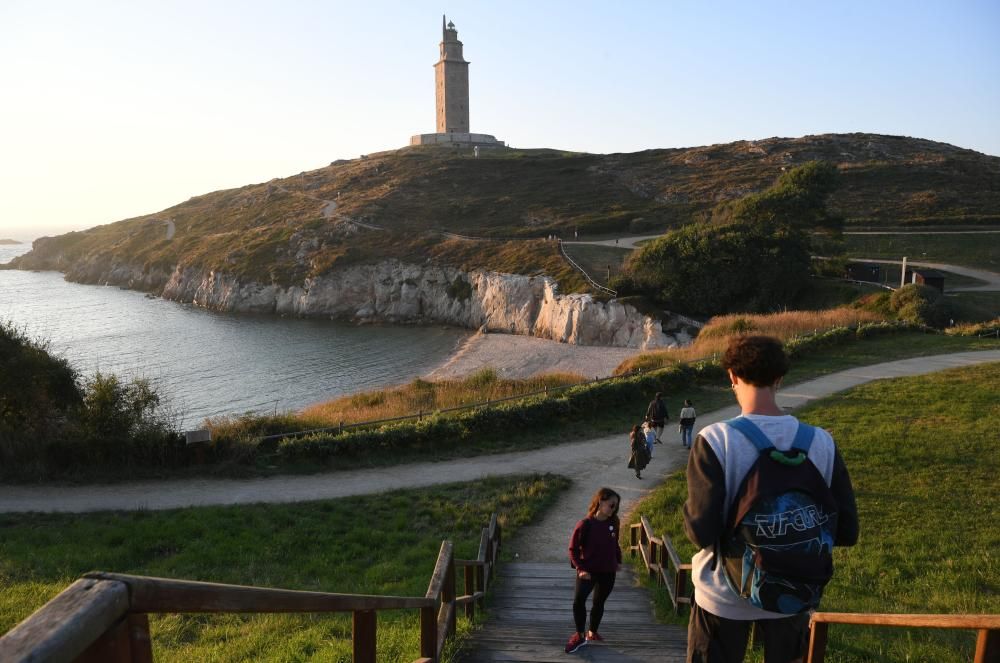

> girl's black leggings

[{"left": 573, "top": 571, "right": 617, "bottom": 634}]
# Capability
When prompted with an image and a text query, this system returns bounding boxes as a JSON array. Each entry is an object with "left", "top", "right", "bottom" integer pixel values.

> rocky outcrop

[
  {"left": 136, "top": 260, "right": 685, "bottom": 348},
  {"left": 12, "top": 234, "right": 691, "bottom": 348}
]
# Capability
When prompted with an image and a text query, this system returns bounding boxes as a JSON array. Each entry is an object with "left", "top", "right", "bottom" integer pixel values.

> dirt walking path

[{"left": 5, "top": 351, "right": 998, "bottom": 568}]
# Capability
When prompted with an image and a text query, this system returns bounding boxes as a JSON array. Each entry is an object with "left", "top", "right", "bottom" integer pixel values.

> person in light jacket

[{"left": 679, "top": 399, "right": 697, "bottom": 449}]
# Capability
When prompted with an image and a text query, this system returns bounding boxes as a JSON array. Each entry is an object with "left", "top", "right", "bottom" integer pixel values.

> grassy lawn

[
  {"left": 844, "top": 232, "right": 1000, "bottom": 272},
  {"left": 0, "top": 474, "right": 570, "bottom": 662},
  {"left": 945, "top": 290, "right": 1000, "bottom": 321},
  {"left": 784, "top": 332, "right": 1000, "bottom": 383},
  {"left": 627, "top": 362, "right": 1000, "bottom": 662}
]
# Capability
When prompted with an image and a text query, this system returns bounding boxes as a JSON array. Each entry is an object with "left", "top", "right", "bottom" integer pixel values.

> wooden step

[{"left": 458, "top": 562, "right": 686, "bottom": 662}]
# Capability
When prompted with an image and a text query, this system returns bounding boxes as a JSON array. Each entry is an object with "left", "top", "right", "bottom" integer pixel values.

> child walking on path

[
  {"left": 679, "top": 399, "right": 696, "bottom": 449},
  {"left": 565, "top": 487, "right": 622, "bottom": 654},
  {"left": 643, "top": 419, "right": 656, "bottom": 459}
]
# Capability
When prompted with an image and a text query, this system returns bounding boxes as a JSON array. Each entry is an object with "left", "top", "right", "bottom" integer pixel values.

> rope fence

[{"left": 558, "top": 241, "right": 618, "bottom": 297}]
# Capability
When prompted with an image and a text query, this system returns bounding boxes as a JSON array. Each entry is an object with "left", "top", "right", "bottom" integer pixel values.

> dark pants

[
  {"left": 687, "top": 600, "right": 809, "bottom": 663},
  {"left": 573, "top": 572, "right": 616, "bottom": 634}
]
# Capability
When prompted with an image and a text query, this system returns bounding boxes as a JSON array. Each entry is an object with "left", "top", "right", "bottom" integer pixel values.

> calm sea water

[{"left": 0, "top": 243, "right": 468, "bottom": 428}]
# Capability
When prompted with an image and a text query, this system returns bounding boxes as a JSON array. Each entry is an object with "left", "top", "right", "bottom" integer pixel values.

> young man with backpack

[{"left": 683, "top": 336, "right": 859, "bottom": 663}]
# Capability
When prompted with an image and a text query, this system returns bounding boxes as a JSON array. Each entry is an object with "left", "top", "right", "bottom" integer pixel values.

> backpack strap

[
  {"left": 724, "top": 416, "right": 774, "bottom": 452},
  {"left": 726, "top": 416, "right": 815, "bottom": 466},
  {"left": 791, "top": 421, "right": 816, "bottom": 453}
]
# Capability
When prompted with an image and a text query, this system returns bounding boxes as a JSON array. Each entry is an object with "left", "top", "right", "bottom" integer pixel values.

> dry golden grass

[
  {"left": 301, "top": 368, "right": 585, "bottom": 425},
  {"left": 616, "top": 307, "right": 886, "bottom": 373}
]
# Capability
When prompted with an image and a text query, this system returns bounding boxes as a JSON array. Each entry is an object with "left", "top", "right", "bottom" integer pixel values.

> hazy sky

[{"left": 2, "top": 0, "right": 998, "bottom": 240}]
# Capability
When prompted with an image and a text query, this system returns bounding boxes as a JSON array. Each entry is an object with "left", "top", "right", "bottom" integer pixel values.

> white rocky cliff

[{"left": 158, "top": 260, "right": 689, "bottom": 349}]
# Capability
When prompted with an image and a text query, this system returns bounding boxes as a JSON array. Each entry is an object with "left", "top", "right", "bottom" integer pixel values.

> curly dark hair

[{"left": 721, "top": 335, "right": 789, "bottom": 387}]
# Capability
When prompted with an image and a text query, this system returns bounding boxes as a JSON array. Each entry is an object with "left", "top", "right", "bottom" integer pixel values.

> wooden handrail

[
  {"left": 811, "top": 612, "right": 1000, "bottom": 628},
  {"left": 0, "top": 578, "right": 129, "bottom": 663},
  {"left": 629, "top": 515, "right": 692, "bottom": 613},
  {"left": 1, "top": 513, "right": 503, "bottom": 663},
  {"left": 84, "top": 572, "right": 433, "bottom": 613},
  {"left": 808, "top": 612, "right": 1000, "bottom": 663}
]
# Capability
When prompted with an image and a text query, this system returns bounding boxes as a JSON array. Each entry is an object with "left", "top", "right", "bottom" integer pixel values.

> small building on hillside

[{"left": 909, "top": 268, "right": 945, "bottom": 292}]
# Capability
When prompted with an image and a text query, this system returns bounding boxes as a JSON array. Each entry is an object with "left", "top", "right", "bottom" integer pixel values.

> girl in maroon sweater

[{"left": 565, "top": 487, "right": 623, "bottom": 653}]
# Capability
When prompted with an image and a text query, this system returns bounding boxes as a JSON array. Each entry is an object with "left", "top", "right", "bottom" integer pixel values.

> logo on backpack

[{"left": 720, "top": 417, "right": 839, "bottom": 614}]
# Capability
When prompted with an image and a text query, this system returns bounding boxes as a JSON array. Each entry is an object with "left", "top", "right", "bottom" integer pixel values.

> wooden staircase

[{"left": 458, "top": 562, "right": 686, "bottom": 662}]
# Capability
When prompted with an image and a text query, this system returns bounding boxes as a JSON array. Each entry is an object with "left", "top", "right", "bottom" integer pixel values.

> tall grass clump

[
  {"left": 945, "top": 317, "right": 1000, "bottom": 337},
  {"left": 616, "top": 307, "right": 886, "bottom": 373},
  {"left": 300, "top": 368, "right": 584, "bottom": 425}
]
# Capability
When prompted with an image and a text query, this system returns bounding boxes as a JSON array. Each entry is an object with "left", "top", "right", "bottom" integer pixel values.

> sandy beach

[{"left": 425, "top": 331, "right": 649, "bottom": 380}]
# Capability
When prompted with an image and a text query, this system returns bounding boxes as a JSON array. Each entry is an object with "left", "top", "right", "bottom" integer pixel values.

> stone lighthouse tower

[
  {"left": 410, "top": 16, "right": 502, "bottom": 148},
  {"left": 435, "top": 16, "right": 469, "bottom": 133}
]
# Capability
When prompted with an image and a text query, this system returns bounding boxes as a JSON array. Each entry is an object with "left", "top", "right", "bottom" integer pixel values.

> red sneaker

[
  {"left": 586, "top": 631, "right": 604, "bottom": 642},
  {"left": 565, "top": 632, "right": 587, "bottom": 653}
]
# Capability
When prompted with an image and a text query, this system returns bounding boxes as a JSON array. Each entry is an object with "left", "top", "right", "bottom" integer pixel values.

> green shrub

[
  {"left": 0, "top": 324, "right": 183, "bottom": 480},
  {"left": 446, "top": 276, "right": 473, "bottom": 301},
  {"left": 887, "top": 284, "right": 957, "bottom": 328},
  {"left": 463, "top": 368, "right": 499, "bottom": 390},
  {"left": 0, "top": 322, "right": 82, "bottom": 468}
]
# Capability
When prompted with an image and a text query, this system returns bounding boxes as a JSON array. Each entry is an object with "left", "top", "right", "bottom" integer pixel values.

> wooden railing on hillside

[
  {"left": 630, "top": 515, "right": 1000, "bottom": 660},
  {"left": 807, "top": 612, "right": 1000, "bottom": 663},
  {"left": 558, "top": 240, "right": 618, "bottom": 297},
  {"left": 0, "top": 514, "right": 501, "bottom": 663},
  {"left": 629, "top": 515, "right": 692, "bottom": 613}
]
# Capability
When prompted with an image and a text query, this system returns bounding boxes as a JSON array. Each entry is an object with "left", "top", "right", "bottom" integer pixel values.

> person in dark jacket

[
  {"left": 627, "top": 424, "right": 649, "bottom": 479},
  {"left": 645, "top": 392, "right": 669, "bottom": 443},
  {"left": 565, "top": 487, "right": 622, "bottom": 653},
  {"left": 683, "top": 336, "right": 859, "bottom": 663}
]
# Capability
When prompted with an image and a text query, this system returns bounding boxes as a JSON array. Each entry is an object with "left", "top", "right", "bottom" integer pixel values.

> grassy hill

[{"left": 10, "top": 133, "right": 1000, "bottom": 291}]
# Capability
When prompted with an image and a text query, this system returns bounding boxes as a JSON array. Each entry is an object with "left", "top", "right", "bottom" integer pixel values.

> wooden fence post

[
  {"left": 806, "top": 621, "right": 828, "bottom": 663},
  {"left": 419, "top": 605, "right": 437, "bottom": 660},
  {"left": 444, "top": 553, "right": 457, "bottom": 638},
  {"left": 77, "top": 618, "right": 130, "bottom": 663},
  {"left": 658, "top": 543, "right": 668, "bottom": 587},
  {"left": 975, "top": 628, "right": 1000, "bottom": 663},
  {"left": 465, "top": 566, "right": 476, "bottom": 619},
  {"left": 353, "top": 610, "right": 376, "bottom": 663},
  {"left": 127, "top": 613, "right": 153, "bottom": 663}
]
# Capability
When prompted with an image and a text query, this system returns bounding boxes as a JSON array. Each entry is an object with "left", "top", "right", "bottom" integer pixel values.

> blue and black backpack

[{"left": 719, "top": 416, "right": 839, "bottom": 614}]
